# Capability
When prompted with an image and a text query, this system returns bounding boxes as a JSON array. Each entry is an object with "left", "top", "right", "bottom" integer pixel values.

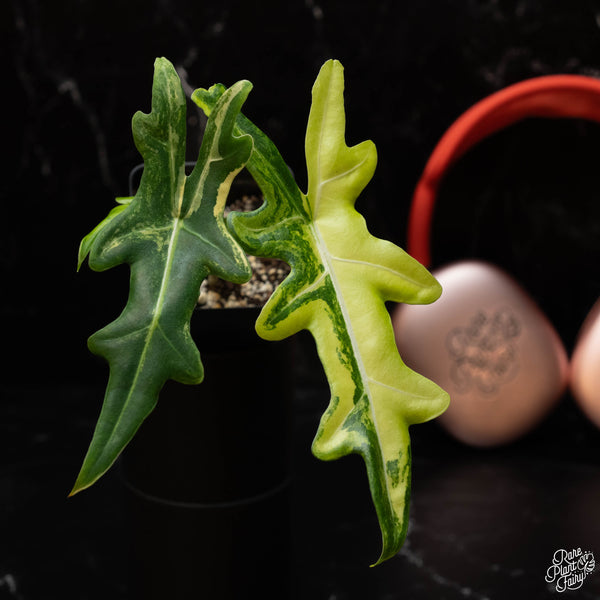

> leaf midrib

[
  {"left": 331, "top": 255, "right": 428, "bottom": 288},
  {"left": 102, "top": 81, "right": 241, "bottom": 465},
  {"left": 310, "top": 71, "right": 395, "bottom": 523},
  {"left": 98, "top": 217, "right": 183, "bottom": 466}
]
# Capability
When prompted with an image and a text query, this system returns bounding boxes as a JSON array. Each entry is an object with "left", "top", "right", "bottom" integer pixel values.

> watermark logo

[{"left": 545, "top": 548, "right": 595, "bottom": 593}]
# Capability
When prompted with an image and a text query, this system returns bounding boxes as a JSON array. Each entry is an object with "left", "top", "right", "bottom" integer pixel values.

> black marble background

[{"left": 4, "top": 1, "right": 600, "bottom": 598}]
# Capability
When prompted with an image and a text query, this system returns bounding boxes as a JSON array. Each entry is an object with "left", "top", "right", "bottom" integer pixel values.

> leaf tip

[
  {"left": 314, "top": 58, "right": 346, "bottom": 89},
  {"left": 68, "top": 473, "right": 91, "bottom": 498},
  {"left": 69, "top": 454, "right": 113, "bottom": 498},
  {"left": 191, "top": 83, "right": 227, "bottom": 117},
  {"left": 76, "top": 240, "right": 88, "bottom": 272},
  {"left": 421, "top": 276, "right": 443, "bottom": 305},
  {"left": 320, "top": 57, "right": 344, "bottom": 72},
  {"left": 370, "top": 529, "right": 407, "bottom": 567},
  {"left": 154, "top": 56, "right": 174, "bottom": 71}
]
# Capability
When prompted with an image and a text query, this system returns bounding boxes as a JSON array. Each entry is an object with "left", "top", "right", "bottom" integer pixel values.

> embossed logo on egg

[{"left": 445, "top": 308, "right": 521, "bottom": 395}]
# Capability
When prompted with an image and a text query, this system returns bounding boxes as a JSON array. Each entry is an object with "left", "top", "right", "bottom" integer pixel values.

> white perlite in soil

[{"left": 197, "top": 194, "right": 290, "bottom": 309}]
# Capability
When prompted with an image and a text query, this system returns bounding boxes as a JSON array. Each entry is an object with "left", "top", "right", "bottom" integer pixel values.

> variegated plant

[
  {"left": 74, "top": 57, "right": 449, "bottom": 565},
  {"left": 72, "top": 58, "right": 254, "bottom": 494},
  {"left": 194, "top": 60, "right": 449, "bottom": 565}
]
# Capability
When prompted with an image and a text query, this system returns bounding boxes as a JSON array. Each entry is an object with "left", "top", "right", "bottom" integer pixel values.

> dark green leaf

[{"left": 72, "top": 58, "right": 253, "bottom": 494}]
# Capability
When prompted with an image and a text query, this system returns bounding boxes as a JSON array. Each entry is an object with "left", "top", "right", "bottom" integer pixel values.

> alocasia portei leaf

[
  {"left": 72, "top": 58, "right": 254, "bottom": 495},
  {"left": 194, "top": 60, "right": 450, "bottom": 564}
]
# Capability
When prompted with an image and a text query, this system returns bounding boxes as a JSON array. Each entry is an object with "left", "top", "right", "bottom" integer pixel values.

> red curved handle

[{"left": 408, "top": 75, "right": 600, "bottom": 267}]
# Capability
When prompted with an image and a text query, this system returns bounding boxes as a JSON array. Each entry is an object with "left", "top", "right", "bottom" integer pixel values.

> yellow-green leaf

[{"left": 194, "top": 60, "right": 449, "bottom": 564}]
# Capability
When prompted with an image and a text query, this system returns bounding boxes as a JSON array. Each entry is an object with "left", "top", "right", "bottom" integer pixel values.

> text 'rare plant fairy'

[{"left": 74, "top": 56, "right": 449, "bottom": 565}]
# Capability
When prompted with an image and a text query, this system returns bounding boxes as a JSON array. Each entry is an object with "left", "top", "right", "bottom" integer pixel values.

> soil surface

[{"left": 197, "top": 194, "right": 290, "bottom": 308}]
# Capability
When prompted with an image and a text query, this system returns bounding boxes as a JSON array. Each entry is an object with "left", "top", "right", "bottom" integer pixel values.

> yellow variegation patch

[
  {"left": 73, "top": 58, "right": 254, "bottom": 495},
  {"left": 194, "top": 60, "right": 449, "bottom": 564}
]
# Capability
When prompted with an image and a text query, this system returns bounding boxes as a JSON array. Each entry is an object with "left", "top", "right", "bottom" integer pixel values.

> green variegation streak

[
  {"left": 194, "top": 60, "right": 449, "bottom": 565},
  {"left": 193, "top": 61, "right": 448, "bottom": 563},
  {"left": 72, "top": 58, "right": 253, "bottom": 495}
]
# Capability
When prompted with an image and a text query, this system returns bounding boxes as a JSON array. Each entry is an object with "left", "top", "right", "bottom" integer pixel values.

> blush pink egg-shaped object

[
  {"left": 392, "top": 261, "right": 569, "bottom": 446},
  {"left": 570, "top": 297, "right": 600, "bottom": 429}
]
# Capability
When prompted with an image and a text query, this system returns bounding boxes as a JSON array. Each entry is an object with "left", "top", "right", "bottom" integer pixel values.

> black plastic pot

[
  {"left": 121, "top": 299, "right": 293, "bottom": 599},
  {"left": 120, "top": 166, "right": 294, "bottom": 598}
]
